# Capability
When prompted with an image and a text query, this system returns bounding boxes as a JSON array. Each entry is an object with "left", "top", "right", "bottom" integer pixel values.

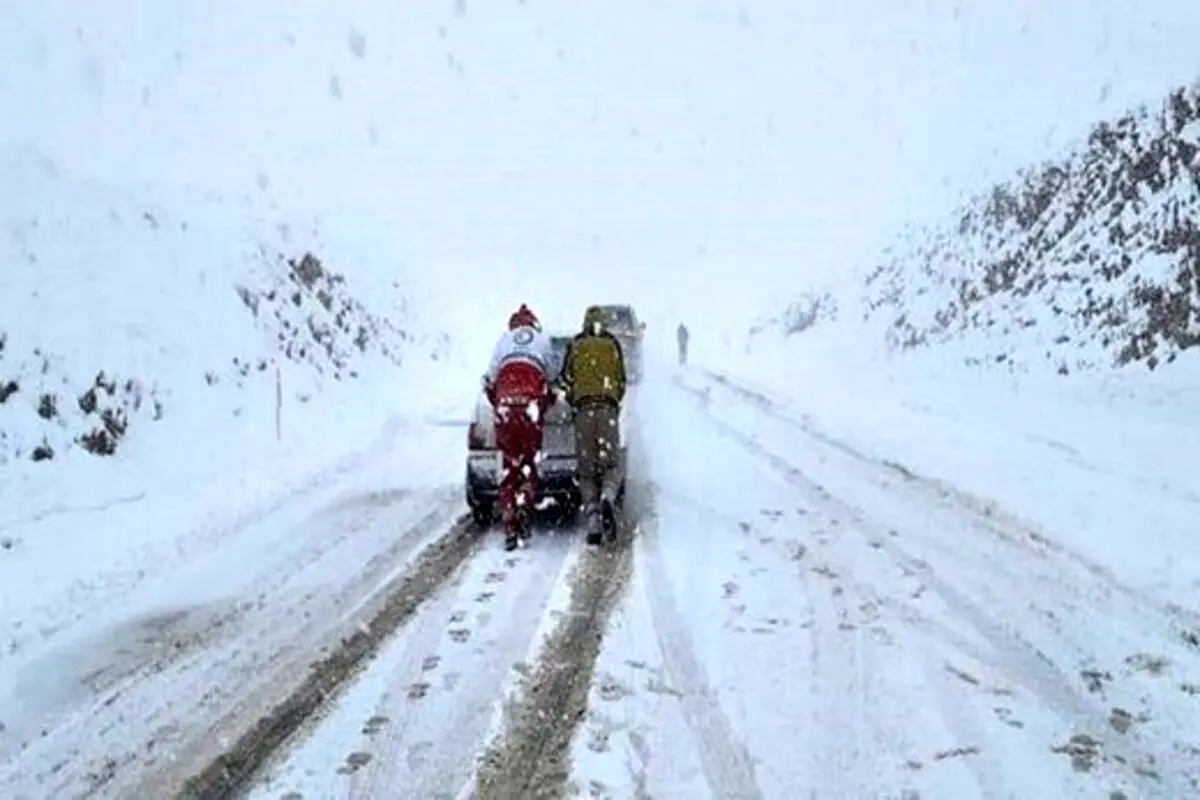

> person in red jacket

[{"left": 483, "top": 304, "right": 557, "bottom": 550}]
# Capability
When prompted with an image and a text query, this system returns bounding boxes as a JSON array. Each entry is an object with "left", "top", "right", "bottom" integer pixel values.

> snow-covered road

[
  {"left": 641, "top": 370, "right": 1200, "bottom": 798},
  {"left": 4, "top": 370, "right": 1198, "bottom": 799}
]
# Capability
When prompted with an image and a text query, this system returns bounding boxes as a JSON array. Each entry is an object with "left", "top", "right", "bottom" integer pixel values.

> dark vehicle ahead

[{"left": 592, "top": 304, "right": 645, "bottom": 382}]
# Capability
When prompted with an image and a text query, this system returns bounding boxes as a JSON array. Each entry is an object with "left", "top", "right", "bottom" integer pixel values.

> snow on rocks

[
  {"left": 796, "top": 79, "right": 1200, "bottom": 378},
  {"left": 0, "top": 148, "right": 437, "bottom": 469}
]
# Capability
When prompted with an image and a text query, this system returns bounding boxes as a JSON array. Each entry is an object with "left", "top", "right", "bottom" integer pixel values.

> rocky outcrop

[{"left": 862, "top": 79, "right": 1200, "bottom": 374}]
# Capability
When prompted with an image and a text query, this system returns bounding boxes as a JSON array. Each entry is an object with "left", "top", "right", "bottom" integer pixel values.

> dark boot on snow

[
  {"left": 503, "top": 510, "right": 527, "bottom": 551},
  {"left": 585, "top": 508, "right": 604, "bottom": 546},
  {"left": 600, "top": 497, "right": 616, "bottom": 542}
]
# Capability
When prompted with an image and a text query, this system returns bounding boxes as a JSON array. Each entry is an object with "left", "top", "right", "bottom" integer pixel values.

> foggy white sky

[{"left": 3, "top": 0, "right": 1199, "bottom": 338}]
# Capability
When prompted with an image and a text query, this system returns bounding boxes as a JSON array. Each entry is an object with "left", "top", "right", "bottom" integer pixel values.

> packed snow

[{"left": 3, "top": 0, "right": 1200, "bottom": 798}]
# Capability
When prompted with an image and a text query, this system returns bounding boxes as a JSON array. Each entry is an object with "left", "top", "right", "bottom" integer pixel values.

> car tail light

[{"left": 468, "top": 421, "right": 487, "bottom": 450}]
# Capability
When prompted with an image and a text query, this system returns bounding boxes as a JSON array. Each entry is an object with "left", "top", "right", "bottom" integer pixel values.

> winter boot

[
  {"left": 516, "top": 504, "right": 532, "bottom": 544},
  {"left": 600, "top": 497, "right": 616, "bottom": 542},
  {"left": 502, "top": 510, "right": 524, "bottom": 551},
  {"left": 584, "top": 507, "right": 604, "bottom": 546}
]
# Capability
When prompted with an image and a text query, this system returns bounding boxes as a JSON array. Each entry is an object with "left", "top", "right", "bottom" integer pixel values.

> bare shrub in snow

[
  {"left": 0, "top": 347, "right": 163, "bottom": 463},
  {"left": 227, "top": 251, "right": 413, "bottom": 393},
  {"left": 748, "top": 292, "right": 839, "bottom": 341}
]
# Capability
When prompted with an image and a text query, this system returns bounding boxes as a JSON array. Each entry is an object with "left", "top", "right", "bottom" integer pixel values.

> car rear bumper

[{"left": 466, "top": 451, "right": 579, "bottom": 499}]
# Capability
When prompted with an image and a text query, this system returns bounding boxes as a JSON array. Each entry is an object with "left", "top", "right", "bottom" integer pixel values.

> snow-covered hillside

[
  {"left": 0, "top": 148, "right": 447, "bottom": 477},
  {"left": 851, "top": 79, "right": 1200, "bottom": 376}
]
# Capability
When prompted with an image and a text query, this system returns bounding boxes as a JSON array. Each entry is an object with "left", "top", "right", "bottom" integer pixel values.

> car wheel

[
  {"left": 470, "top": 500, "right": 494, "bottom": 527},
  {"left": 551, "top": 497, "right": 578, "bottom": 528},
  {"left": 466, "top": 482, "right": 494, "bottom": 527}
]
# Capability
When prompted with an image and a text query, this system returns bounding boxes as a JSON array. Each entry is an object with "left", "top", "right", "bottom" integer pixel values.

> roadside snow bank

[
  {"left": 0, "top": 149, "right": 449, "bottom": 559},
  {"left": 0, "top": 151, "right": 475, "bottom": 701}
]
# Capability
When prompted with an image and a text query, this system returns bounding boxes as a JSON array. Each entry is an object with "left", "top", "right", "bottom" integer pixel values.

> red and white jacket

[{"left": 484, "top": 325, "right": 555, "bottom": 410}]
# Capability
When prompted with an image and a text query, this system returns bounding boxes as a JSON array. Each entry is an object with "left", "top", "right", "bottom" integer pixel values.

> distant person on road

[
  {"left": 483, "top": 303, "right": 557, "bottom": 551},
  {"left": 560, "top": 306, "right": 628, "bottom": 546},
  {"left": 676, "top": 322, "right": 690, "bottom": 366}
]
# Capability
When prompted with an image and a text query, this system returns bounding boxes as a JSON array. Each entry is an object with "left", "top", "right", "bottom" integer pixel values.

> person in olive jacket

[{"left": 559, "top": 305, "right": 627, "bottom": 545}]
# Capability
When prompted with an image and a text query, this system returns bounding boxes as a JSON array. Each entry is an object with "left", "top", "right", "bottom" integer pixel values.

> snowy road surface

[{"left": 4, "top": 371, "right": 1199, "bottom": 798}]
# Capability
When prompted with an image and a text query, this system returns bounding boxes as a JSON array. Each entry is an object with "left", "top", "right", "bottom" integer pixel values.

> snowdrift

[{"left": 0, "top": 148, "right": 445, "bottom": 491}]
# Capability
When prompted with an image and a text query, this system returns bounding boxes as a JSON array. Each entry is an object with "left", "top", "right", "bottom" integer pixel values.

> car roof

[{"left": 595, "top": 304, "right": 637, "bottom": 319}]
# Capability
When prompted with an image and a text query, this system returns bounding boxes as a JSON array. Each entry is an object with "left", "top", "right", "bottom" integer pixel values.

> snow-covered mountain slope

[
  {"left": 851, "top": 79, "right": 1200, "bottom": 376},
  {"left": 0, "top": 148, "right": 446, "bottom": 476}
]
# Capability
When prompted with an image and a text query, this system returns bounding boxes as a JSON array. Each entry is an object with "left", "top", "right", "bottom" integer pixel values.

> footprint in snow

[
  {"left": 596, "top": 672, "right": 632, "bottom": 702},
  {"left": 1108, "top": 707, "right": 1137, "bottom": 734},
  {"left": 587, "top": 720, "right": 612, "bottom": 753},
  {"left": 586, "top": 778, "right": 614, "bottom": 799},
  {"left": 1126, "top": 652, "right": 1170, "bottom": 675},
  {"left": 933, "top": 745, "right": 981, "bottom": 762},
  {"left": 992, "top": 706, "right": 1024, "bottom": 729},
  {"left": 944, "top": 664, "right": 980, "bottom": 686},
  {"left": 361, "top": 715, "right": 389, "bottom": 735},
  {"left": 1081, "top": 668, "right": 1113, "bottom": 693},
  {"left": 336, "top": 751, "right": 373, "bottom": 775}
]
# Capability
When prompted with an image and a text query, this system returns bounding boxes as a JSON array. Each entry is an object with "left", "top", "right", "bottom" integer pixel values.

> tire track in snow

[
  {"left": 170, "top": 511, "right": 484, "bottom": 800},
  {"left": 690, "top": 371, "right": 1200, "bottom": 797},
  {"left": 3, "top": 486, "right": 467, "bottom": 799},
  {"left": 342, "top": 531, "right": 583, "bottom": 799},
  {"left": 701, "top": 369, "right": 1200, "bottom": 633},
  {"left": 676, "top": 380, "right": 1031, "bottom": 795},
  {"left": 637, "top": 489, "right": 764, "bottom": 800},
  {"left": 672, "top": 375, "right": 890, "bottom": 794},
  {"left": 468, "top": 491, "right": 641, "bottom": 799}
]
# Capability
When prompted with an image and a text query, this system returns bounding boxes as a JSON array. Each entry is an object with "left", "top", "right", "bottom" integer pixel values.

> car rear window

[
  {"left": 600, "top": 306, "right": 635, "bottom": 327},
  {"left": 550, "top": 337, "right": 570, "bottom": 373}
]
